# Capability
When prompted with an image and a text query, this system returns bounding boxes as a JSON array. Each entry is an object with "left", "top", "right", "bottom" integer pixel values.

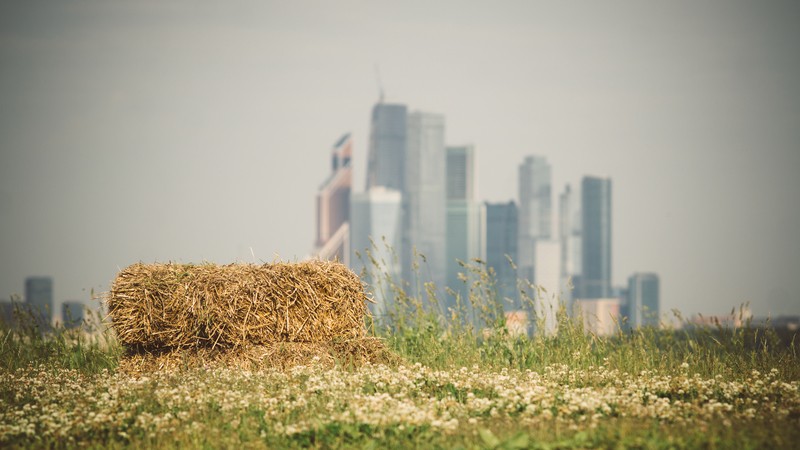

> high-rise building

[
  {"left": 445, "top": 145, "right": 481, "bottom": 310},
  {"left": 518, "top": 156, "right": 552, "bottom": 287},
  {"left": 580, "top": 176, "right": 612, "bottom": 299},
  {"left": 314, "top": 133, "right": 352, "bottom": 264},
  {"left": 559, "top": 184, "right": 582, "bottom": 308},
  {"left": 403, "top": 111, "right": 447, "bottom": 296},
  {"left": 25, "top": 276, "right": 53, "bottom": 329},
  {"left": 628, "top": 273, "right": 660, "bottom": 328},
  {"left": 485, "top": 201, "right": 519, "bottom": 307},
  {"left": 366, "top": 103, "right": 407, "bottom": 191},
  {"left": 350, "top": 187, "right": 403, "bottom": 317}
]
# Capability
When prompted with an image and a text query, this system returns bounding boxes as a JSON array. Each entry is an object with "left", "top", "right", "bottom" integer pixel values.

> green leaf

[
  {"left": 505, "top": 432, "right": 530, "bottom": 449},
  {"left": 479, "top": 428, "right": 501, "bottom": 448}
]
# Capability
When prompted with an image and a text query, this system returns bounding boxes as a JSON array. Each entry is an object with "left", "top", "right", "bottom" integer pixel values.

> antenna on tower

[{"left": 374, "top": 64, "right": 385, "bottom": 103}]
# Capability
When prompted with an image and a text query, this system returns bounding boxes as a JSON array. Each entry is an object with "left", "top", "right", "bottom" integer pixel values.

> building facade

[
  {"left": 403, "top": 111, "right": 447, "bottom": 296},
  {"left": 559, "top": 184, "right": 582, "bottom": 308},
  {"left": 350, "top": 187, "right": 404, "bottom": 317},
  {"left": 365, "top": 103, "right": 407, "bottom": 191},
  {"left": 445, "top": 145, "right": 482, "bottom": 310},
  {"left": 628, "top": 273, "right": 660, "bottom": 328},
  {"left": 314, "top": 133, "right": 353, "bottom": 264},
  {"left": 485, "top": 201, "right": 519, "bottom": 308},
  {"left": 580, "top": 176, "right": 612, "bottom": 299},
  {"left": 518, "top": 156, "right": 552, "bottom": 287},
  {"left": 574, "top": 298, "right": 621, "bottom": 336}
]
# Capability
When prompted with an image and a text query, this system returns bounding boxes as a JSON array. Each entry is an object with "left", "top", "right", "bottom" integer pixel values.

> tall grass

[
  {"left": 0, "top": 302, "right": 120, "bottom": 374},
  {"left": 359, "top": 251, "right": 798, "bottom": 380}
]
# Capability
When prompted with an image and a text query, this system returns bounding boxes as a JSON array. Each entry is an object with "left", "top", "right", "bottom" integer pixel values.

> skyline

[{"left": 1, "top": 1, "right": 799, "bottom": 317}]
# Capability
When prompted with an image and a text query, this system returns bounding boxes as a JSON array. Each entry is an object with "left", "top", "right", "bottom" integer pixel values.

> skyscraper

[
  {"left": 518, "top": 156, "right": 552, "bottom": 286},
  {"left": 350, "top": 187, "right": 403, "bottom": 317},
  {"left": 485, "top": 202, "right": 519, "bottom": 307},
  {"left": 559, "top": 184, "right": 582, "bottom": 308},
  {"left": 628, "top": 273, "right": 660, "bottom": 328},
  {"left": 445, "top": 145, "right": 481, "bottom": 309},
  {"left": 403, "top": 111, "right": 447, "bottom": 295},
  {"left": 314, "top": 133, "right": 352, "bottom": 264},
  {"left": 580, "top": 176, "right": 612, "bottom": 299},
  {"left": 366, "top": 103, "right": 407, "bottom": 191},
  {"left": 25, "top": 276, "right": 53, "bottom": 329}
]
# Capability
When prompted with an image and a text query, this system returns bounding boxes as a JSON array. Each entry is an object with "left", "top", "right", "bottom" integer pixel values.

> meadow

[{"left": 1, "top": 260, "right": 798, "bottom": 449}]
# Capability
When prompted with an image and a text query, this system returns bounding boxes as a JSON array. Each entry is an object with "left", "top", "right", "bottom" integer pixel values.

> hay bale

[
  {"left": 108, "top": 260, "right": 370, "bottom": 349},
  {"left": 116, "top": 338, "right": 402, "bottom": 376}
]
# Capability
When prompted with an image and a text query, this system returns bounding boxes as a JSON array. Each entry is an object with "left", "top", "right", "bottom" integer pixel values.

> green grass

[{"left": 1, "top": 259, "right": 798, "bottom": 449}]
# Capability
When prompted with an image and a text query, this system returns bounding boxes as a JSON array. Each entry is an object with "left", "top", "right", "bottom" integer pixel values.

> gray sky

[{"left": 1, "top": 0, "right": 799, "bottom": 317}]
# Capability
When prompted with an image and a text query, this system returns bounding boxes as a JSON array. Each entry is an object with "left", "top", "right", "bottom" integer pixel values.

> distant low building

[
  {"left": 61, "top": 301, "right": 85, "bottom": 329},
  {"left": 574, "top": 298, "right": 621, "bottom": 336},
  {"left": 687, "top": 305, "right": 753, "bottom": 329},
  {"left": 0, "top": 299, "right": 16, "bottom": 327},
  {"left": 25, "top": 276, "right": 53, "bottom": 330},
  {"left": 628, "top": 273, "right": 660, "bottom": 328}
]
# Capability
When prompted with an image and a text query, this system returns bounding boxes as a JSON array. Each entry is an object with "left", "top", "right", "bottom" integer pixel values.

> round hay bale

[{"left": 107, "top": 260, "right": 370, "bottom": 349}]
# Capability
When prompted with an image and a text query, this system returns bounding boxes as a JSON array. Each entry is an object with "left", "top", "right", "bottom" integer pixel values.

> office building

[
  {"left": 314, "top": 133, "right": 353, "bottom": 265},
  {"left": 580, "top": 176, "right": 612, "bottom": 299},
  {"left": 628, "top": 273, "right": 660, "bottom": 328},
  {"left": 484, "top": 201, "right": 519, "bottom": 307},
  {"left": 350, "top": 187, "right": 403, "bottom": 317},
  {"left": 445, "top": 145, "right": 481, "bottom": 310},
  {"left": 518, "top": 156, "right": 552, "bottom": 287},
  {"left": 365, "top": 103, "right": 407, "bottom": 191},
  {"left": 559, "top": 184, "right": 582, "bottom": 308},
  {"left": 403, "top": 111, "right": 447, "bottom": 296}
]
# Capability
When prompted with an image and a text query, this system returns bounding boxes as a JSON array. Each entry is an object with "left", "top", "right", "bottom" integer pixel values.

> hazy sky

[{"left": 1, "top": 1, "right": 799, "bottom": 317}]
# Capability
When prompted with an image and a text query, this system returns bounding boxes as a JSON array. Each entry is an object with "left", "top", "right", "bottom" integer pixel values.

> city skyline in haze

[{"left": 1, "top": 1, "right": 799, "bottom": 318}]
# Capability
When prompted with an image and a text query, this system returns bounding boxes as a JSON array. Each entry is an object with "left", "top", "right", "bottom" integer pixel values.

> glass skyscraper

[
  {"left": 518, "top": 155, "right": 552, "bottom": 287},
  {"left": 403, "top": 111, "right": 446, "bottom": 296},
  {"left": 580, "top": 176, "right": 612, "bottom": 299},
  {"left": 559, "top": 184, "right": 582, "bottom": 307},
  {"left": 485, "top": 201, "right": 519, "bottom": 308},
  {"left": 366, "top": 103, "right": 407, "bottom": 191},
  {"left": 350, "top": 187, "right": 403, "bottom": 317},
  {"left": 445, "top": 145, "right": 481, "bottom": 310}
]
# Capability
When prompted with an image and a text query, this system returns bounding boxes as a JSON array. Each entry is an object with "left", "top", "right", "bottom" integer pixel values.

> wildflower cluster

[{"left": 1, "top": 361, "right": 798, "bottom": 446}]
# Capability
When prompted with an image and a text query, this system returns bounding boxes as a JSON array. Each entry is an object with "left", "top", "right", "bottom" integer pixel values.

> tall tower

[
  {"left": 628, "top": 273, "right": 660, "bottom": 328},
  {"left": 445, "top": 145, "right": 481, "bottom": 309},
  {"left": 517, "top": 156, "right": 552, "bottom": 286},
  {"left": 25, "top": 276, "right": 53, "bottom": 329},
  {"left": 403, "top": 111, "right": 447, "bottom": 294},
  {"left": 580, "top": 176, "right": 612, "bottom": 299},
  {"left": 350, "top": 187, "right": 403, "bottom": 317},
  {"left": 484, "top": 201, "right": 519, "bottom": 307},
  {"left": 314, "top": 133, "right": 353, "bottom": 265},
  {"left": 559, "top": 184, "right": 582, "bottom": 308},
  {"left": 365, "top": 103, "right": 407, "bottom": 191}
]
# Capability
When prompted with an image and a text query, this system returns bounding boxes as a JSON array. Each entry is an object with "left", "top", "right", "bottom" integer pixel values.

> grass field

[{"left": 1, "top": 261, "right": 798, "bottom": 449}]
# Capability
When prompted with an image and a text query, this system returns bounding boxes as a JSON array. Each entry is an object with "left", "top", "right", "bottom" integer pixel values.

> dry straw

[
  {"left": 108, "top": 260, "right": 371, "bottom": 350},
  {"left": 117, "top": 337, "right": 402, "bottom": 376}
]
